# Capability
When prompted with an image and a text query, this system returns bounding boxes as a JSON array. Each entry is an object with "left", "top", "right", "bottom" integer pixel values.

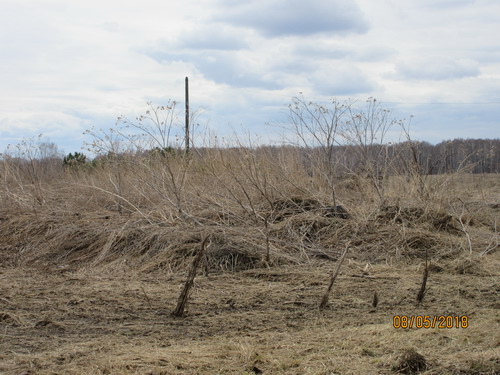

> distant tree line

[
  {"left": 253, "top": 138, "right": 500, "bottom": 176},
  {"left": 384, "top": 138, "right": 500, "bottom": 175},
  {"left": 426, "top": 138, "right": 500, "bottom": 174},
  {"left": 2, "top": 138, "right": 499, "bottom": 176}
]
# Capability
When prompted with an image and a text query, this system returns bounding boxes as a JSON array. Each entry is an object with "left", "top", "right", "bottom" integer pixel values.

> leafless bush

[
  {"left": 0, "top": 136, "right": 63, "bottom": 209},
  {"left": 286, "top": 97, "right": 404, "bottom": 206},
  {"left": 0, "top": 98, "right": 495, "bottom": 273}
]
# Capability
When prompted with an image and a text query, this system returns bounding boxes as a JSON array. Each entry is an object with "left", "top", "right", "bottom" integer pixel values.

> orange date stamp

[{"left": 393, "top": 315, "right": 469, "bottom": 329}]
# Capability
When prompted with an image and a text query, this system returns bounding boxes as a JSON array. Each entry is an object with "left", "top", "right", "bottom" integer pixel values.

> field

[{"left": 0, "top": 148, "right": 499, "bottom": 374}]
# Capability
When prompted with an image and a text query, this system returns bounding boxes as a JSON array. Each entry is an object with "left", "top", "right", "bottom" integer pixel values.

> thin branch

[{"left": 319, "top": 241, "right": 351, "bottom": 310}]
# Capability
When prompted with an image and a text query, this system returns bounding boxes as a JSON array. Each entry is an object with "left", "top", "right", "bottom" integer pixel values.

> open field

[
  {"left": 0, "top": 146, "right": 499, "bottom": 374},
  {"left": 0, "top": 257, "right": 498, "bottom": 374}
]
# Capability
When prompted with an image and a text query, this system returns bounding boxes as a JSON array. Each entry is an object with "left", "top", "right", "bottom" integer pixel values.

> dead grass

[
  {"left": 0, "top": 150, "right": 498, "bottom": 374},
  {"left": 1, "top": 259, "right": 499, "bottom": 374}
]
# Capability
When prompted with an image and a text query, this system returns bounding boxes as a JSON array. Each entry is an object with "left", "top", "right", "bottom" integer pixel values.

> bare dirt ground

[{"left": 1, "top": 256, "right": 498, "bottom": 375}]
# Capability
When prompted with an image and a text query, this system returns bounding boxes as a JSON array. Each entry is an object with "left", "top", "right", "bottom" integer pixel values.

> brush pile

[{"left": 1, "top": 148, "right": 498, "bottom": 273}]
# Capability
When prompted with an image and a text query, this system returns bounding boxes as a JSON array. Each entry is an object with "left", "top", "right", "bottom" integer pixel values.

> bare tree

[
  {"left": 341, "top": 98, "right": 398, "bottom": 203},
  {"left": 287, "top": 96, "right": 348, "bottom": 207}
]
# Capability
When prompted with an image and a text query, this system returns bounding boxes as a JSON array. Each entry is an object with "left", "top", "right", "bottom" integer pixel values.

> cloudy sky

[{"left": 1, "top": 0, "right": 499, "bottom": 154}]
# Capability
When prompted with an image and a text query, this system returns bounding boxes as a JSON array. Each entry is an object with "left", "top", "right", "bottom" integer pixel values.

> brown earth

[
  {"left": 1, "top": 162, "right": 499, "bottom": 374},
  {"left": 1, "top": 255, "right": 498, "bottom": 375}
]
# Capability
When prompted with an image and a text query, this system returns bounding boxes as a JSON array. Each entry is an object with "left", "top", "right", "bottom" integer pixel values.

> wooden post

[{"left": 185, "top": 76, "right": 190, "bottom": 154}]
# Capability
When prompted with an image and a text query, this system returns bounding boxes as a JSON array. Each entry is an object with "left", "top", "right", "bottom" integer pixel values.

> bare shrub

[{"left": 0, "top": 98, "right": 495, "bottom": 274}]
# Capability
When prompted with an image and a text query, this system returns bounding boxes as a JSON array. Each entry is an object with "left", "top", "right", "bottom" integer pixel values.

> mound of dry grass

[
  {"left": 0, "top": 149, "right": 498, "bottom": 273},
  {"left": 449, "top": 256, "right": 488, "bottom": 276},
  {"left": 392, "top": 348, "right": 428, "bottom": 374}
]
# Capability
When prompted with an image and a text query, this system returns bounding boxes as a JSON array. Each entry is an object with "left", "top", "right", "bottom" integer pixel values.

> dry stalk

[
  {"left": 481, "top": 219, "right": 498, "bottom": 256},
  {"left": 264, "top": 216, "right": 270, "bottom": 263},
  {"left": 452, "top": 198, "right": 473, "bottom": 255},
  {"left": 140, "top": 286, "right": 153, "bottom": 309},
  {"left": 172, "top": 234, "right": 210, "bottom": 317},
  {"left": 372, "top": 291, "right": 379, "bottom": 308},
  {"left": 77, "top": 183, "right": 153, "bottom": 224},
  {"left": 319, "top": 241, "right": 350, "bottom": 310},
  {"left": 416, "top": 248, "right": 429, "bottom": 304},
  {"left": 458, "top": 215, "right": 473, "bottom": 255}
]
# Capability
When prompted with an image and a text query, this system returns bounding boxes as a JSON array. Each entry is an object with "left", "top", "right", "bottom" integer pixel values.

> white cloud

[
  {"left": 214, "top": 0, "right": 369, "bottom": 37},
  {"left": 175, "top": 24, "right": 250, "bottom": 50},
  {"left": 0, "top": 0, "right": 499, "bottom": 152},
  {"left": 293, "top": 40, "right": 395, "bottom": 62},
  {"left": 417, "top": 0, "right": 476, "bottom": 9},
  {"left": 393, "top": 57, "right": 480, "bottom": 81},
  {"left": 310, "top": 64, "right": 377, "bottom": 96}
]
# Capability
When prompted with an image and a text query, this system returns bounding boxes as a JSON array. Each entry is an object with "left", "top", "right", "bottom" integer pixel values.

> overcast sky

[{"left": 1, "top": 0, "right": 499, "bottom": 154}]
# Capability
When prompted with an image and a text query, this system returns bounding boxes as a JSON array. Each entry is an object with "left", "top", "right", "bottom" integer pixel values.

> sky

[{"left": 0, "top": 0, "right": 499, "bottom": 155}]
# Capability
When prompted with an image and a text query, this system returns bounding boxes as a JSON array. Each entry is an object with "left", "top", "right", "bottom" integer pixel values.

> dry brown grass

[
  {"left": 0, "top": 148, "right": 498, "bottom": 374},
  {"left": 1, "top": 259, "right": 498, "bottom": 374}
]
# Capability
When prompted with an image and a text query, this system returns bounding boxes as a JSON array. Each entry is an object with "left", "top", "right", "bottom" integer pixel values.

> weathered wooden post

[{"left": 185, "top": 76, "right": 190, "bottom": 154}]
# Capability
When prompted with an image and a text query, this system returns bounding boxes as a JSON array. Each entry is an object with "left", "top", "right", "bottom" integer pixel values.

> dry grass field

[{"left": 0, "top": 147, "right": 499, "bottom": 375}]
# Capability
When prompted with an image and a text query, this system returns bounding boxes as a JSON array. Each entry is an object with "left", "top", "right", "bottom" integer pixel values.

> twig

[
  {"left": 319, "top": 241, "right": 350, "bottom": 310},
  {"left": 372, "top": 291, "right": 379, "bottom": 308},
  {"left": 480, "top": 216, "right": 498, "bottom": 257},
  {"left": 349, "top": 274, "right": 400, "bottom": 280},
  {"left": 77, "top": 183, "right": 153, "bottom": 224},
  {"left": 452, "top": 198, "right": 473, "bottom": 255},
  {"left": 480, "top": 239, "right": 498, "bottom": 256},
  {"left": 264, "top": 216, "right": 270, "bottom": 263},
  {"left": 140, "top": 286, "right": 153, "bottom": 309},
  {"left": 416, "top": 249, "right": 429, "bottom": 304},
  {"left": 172, "top": 234, "right": 210, "bottom": 317},
  {"left": 457, "top": 215, "right": 473, "bottom": 255}
]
